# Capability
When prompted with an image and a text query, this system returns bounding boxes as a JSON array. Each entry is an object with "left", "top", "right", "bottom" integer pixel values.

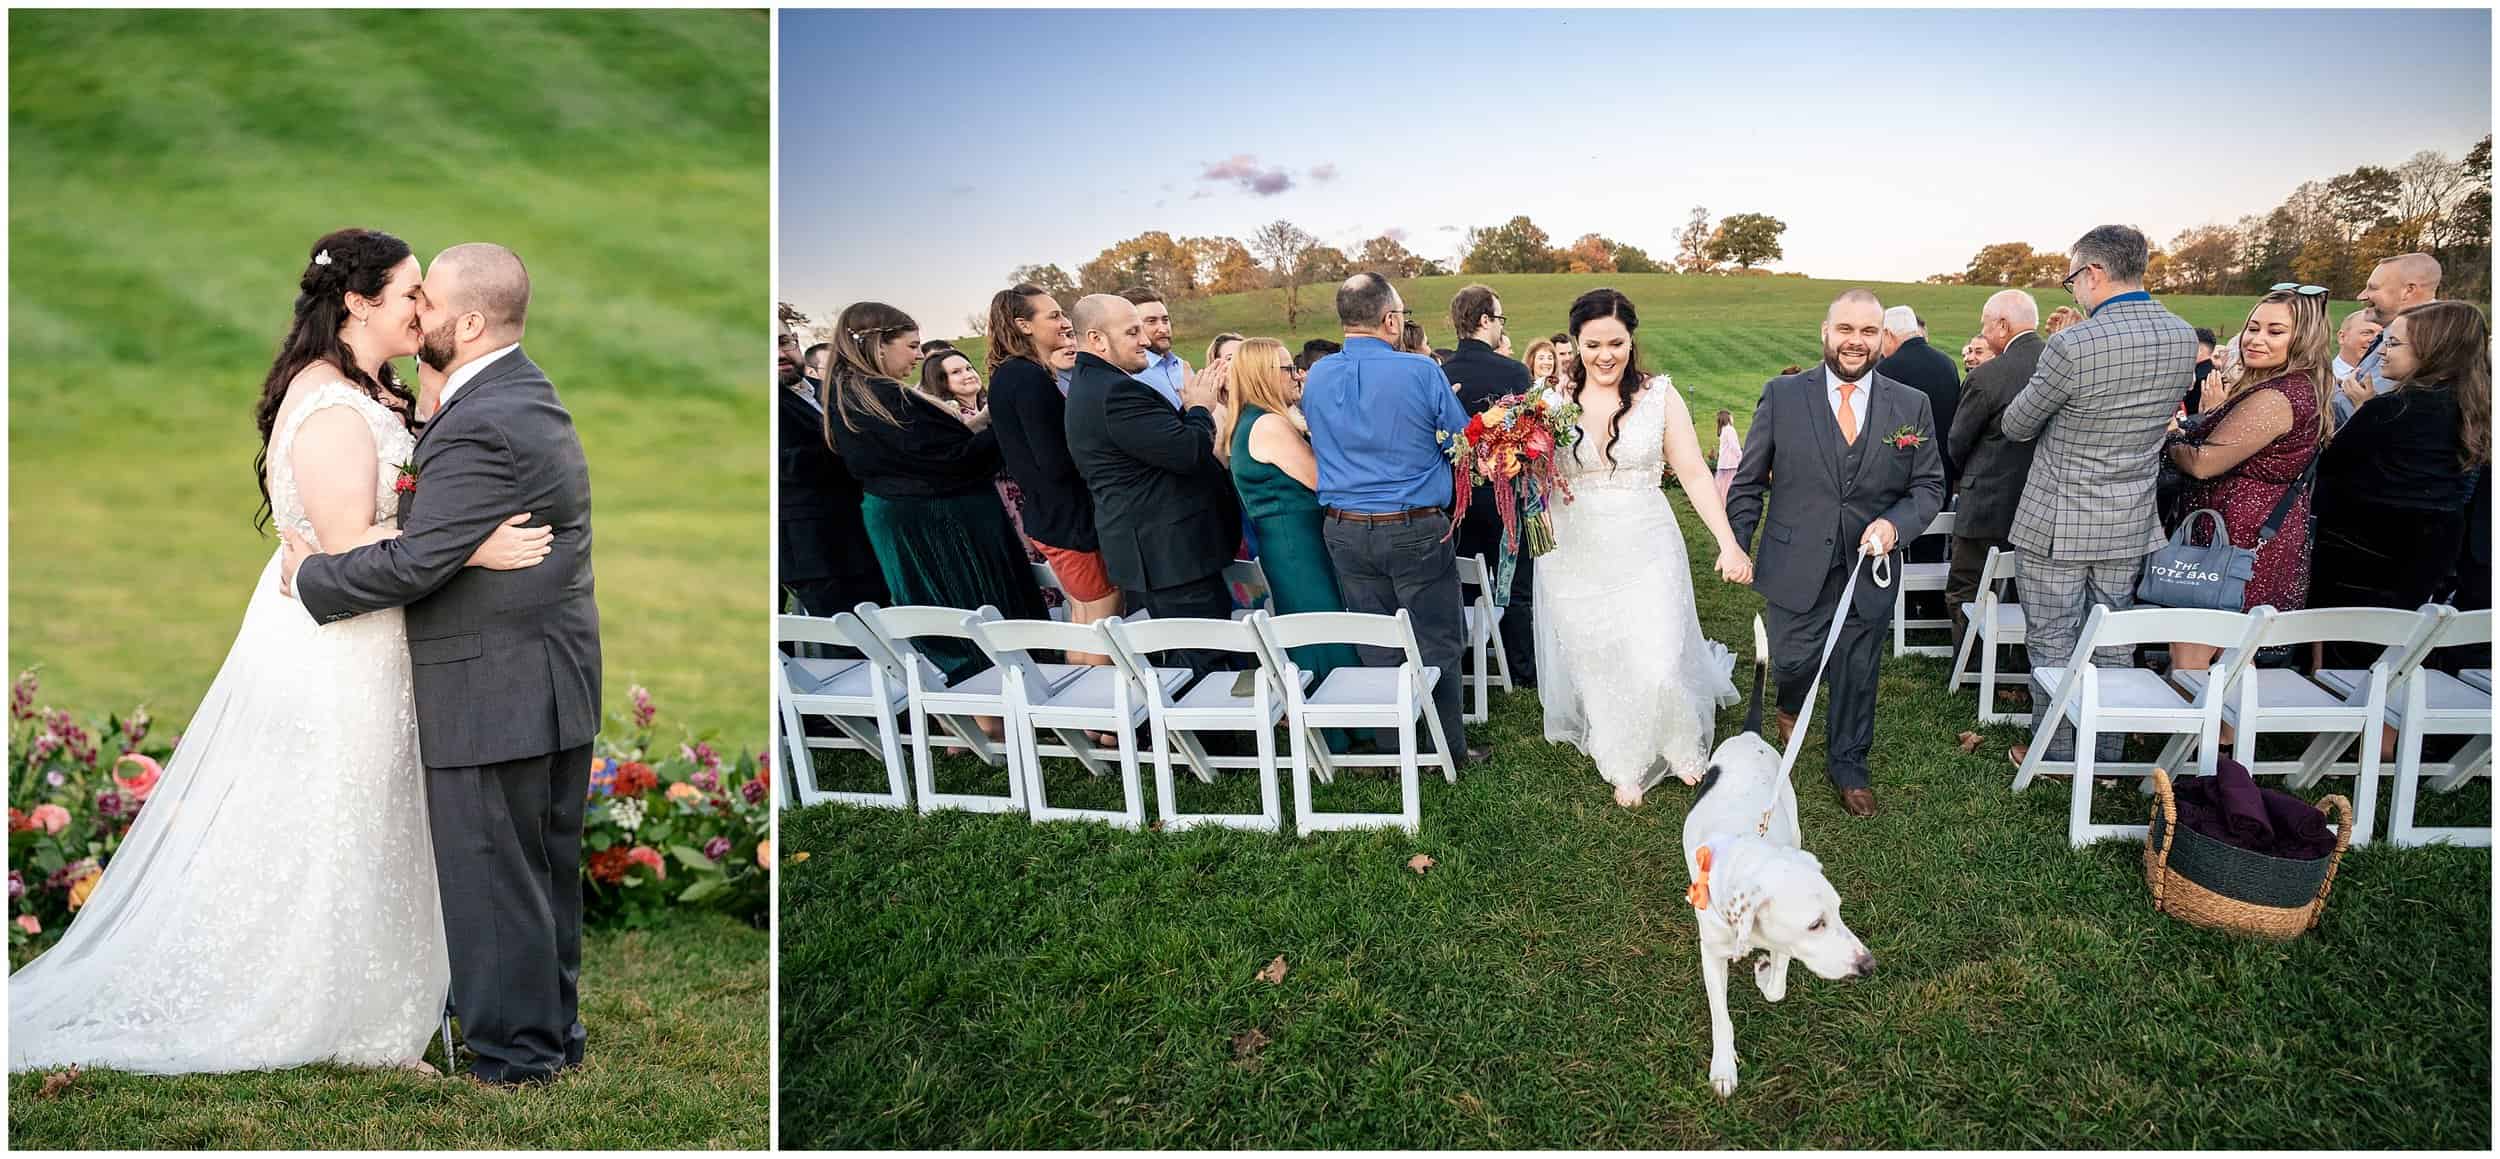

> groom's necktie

[{"left": 1836, "top": 382, "right": 1860, "bottom": 445}]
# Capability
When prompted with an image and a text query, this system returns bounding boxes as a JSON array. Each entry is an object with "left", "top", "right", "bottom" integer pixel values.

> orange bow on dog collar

[{"left": 1687, "top": 844, "right": 1713, "bottom": 910}]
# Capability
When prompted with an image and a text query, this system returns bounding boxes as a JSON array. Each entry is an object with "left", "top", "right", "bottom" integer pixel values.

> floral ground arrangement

[
  {"left": 8, "top": 670, "right": 767, "bottom": 961},
  {"left": 777, "top": 504, "right": 2490, "bottom": 1150}
]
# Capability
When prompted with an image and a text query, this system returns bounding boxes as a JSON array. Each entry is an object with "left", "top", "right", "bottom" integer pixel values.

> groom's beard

[
  {"left": 417, "top": 320, "right": 459, "bottom": 372},
  {"left": 1822, "top": 343, "right": 1876, "bottom": 382}
]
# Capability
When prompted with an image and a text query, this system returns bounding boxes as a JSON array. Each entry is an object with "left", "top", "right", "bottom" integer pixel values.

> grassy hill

[
  {"left": 956, "top": 272, "right": 2355, "bottom": 436},
  {"left": 8, "top": 10, "right": 768, "bottom": 742}
]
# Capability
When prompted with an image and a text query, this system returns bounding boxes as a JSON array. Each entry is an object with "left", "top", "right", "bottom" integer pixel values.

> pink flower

[
  {"left": 625, "top": 845, "right": 666, "bottom": 879},
  {"left": 742, "top": 778, "right": 766, "bottom": 805},
  {"left": 113, "top": 753, "right": 162, "bottom": 802},
  {"left": 10, "top": 669, "right": 35, "bottom": 722},
  {"left": 690, "top": 768, "right": 720, "bottom": 793},
  {"left": 124, "top": 707, "right": 151, "bottom": 748},
  {"left": 14, "top": 914, "right": 38, "bottom": 936},
  {"left": 702, "top": 836, "right": 731, "bottom": 861},
  {"left": 29, "top": 804, "right": 70, "bottom": 834},
  {"left": 630, "top": 685, "right": 656, "bottom": 730}
]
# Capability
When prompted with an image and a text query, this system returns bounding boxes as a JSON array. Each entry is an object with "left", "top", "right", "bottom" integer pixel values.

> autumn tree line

[{"left": 1929, "top": 138, "right": 2493, "bottom": 302}]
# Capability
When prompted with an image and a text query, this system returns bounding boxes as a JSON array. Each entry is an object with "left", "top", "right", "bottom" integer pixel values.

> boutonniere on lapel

[
  {"left": 395, "top": 461, "right": 418, "bottom": 494},
  {"left": 1887, "top": 425, "right": 1927, "bottom": 452}
]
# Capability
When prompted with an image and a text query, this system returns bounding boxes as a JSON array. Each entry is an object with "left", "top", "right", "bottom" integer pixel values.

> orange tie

[{"left": 1836, "top": 382, "right": 1859, "bottom": 445}]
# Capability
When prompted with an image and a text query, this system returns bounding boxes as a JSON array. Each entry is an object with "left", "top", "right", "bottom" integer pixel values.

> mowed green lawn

[
  {"left": 9, "top": 9, "right": 768, "bottom": 742},
  {"left": 792, "top": 275, "right": 2482, "bottom": 1148},
  {"left": 955, "top": 271, "right": 2359, "bottom": 442},
  {"left": 9, "top": 911, "right": 767, "bottom": 1149}
]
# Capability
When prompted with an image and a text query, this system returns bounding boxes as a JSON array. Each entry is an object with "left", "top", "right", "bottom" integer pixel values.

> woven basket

[{"left": 2144, "top": 769, "right": 2352, "bottom": 941}]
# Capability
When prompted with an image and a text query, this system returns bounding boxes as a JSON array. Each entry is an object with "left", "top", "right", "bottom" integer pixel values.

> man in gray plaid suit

[{"left": 2000, "top": 225, "right": 2197, "bottom": 762}]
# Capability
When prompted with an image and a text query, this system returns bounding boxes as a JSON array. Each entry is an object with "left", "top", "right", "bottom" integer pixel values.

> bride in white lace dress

[
  {"left": 1536, "top": 288, "right": 1752, "bottom": 807},
  {"left": 9, "top": 230, "right": 550, "bottom": 1074}
]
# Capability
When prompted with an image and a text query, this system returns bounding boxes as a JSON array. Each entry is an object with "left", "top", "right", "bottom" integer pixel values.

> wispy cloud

[
  {"left": 1310, "top": 162, "right": 1339, "bottom": 182},
  {"left": 1200, "top": 153, "right": 1296, "bottom": 197}
]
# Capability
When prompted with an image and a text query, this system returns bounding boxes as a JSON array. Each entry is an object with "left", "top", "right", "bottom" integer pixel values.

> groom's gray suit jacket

[
  {"left": 1726, "top": 365, "right": 1947, "bottom": 619},
  {"left": 296, "top": 347, "right": 603, "bottom": 770}
]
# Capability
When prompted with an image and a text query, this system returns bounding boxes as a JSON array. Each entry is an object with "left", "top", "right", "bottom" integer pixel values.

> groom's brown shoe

[
  {"left": 1837, "top": 786, "right": 1878, "bottom": 817},
  {"left": 1776, "top": 710, "right": 1798, "bottom": 748}
]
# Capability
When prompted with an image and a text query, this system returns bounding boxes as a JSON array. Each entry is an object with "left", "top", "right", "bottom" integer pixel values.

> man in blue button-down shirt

[
  {"left": 1303, "top": 272, "right": 1479, "bottom": 766},
  {"left": 1123, "top": 287, "right": 1190, "bottom": 409}
]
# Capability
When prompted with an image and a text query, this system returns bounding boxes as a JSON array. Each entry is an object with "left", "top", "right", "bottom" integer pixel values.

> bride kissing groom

[{"left": 10, "top": 230, "right": 603, "bottom": 1088}]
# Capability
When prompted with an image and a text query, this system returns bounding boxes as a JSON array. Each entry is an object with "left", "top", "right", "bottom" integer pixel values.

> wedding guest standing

[
  {"left": 822, "top": 302, "right": 1045, "bottom": 680},
  {"left": 918, "top": 346, "right": 987, "bottom": 414},
  {"left": 2337, "top": 253, "right": 2444, "bottom": 426},
  {"left": 2161, "top": 287, "right": 2332, "bottom": 672},
  {"left": 1549, "top": 331, "right": 1581, "bottom": 389},
  {"left": 1525, "top": 338, "right": 1561, "bottom": 390},
  {"left": 1712, "top": 409, "right": 1742, "bottom": 501},
  {"left": 2331, "top": 307, "right": 2383, "bottom": 382},
  {"left": 987, "top": 283, "right": 1121, "bottom": 658},
  {"left": 1064, "top": 293, "right": 1238, "bottom": 674},
  {"left": 1297, "top": 338, "right": 1342, "bottom": 375},
  {"left": 780, "top": 330, "right": 887, "bottom": 618},
  {"left": 1219, "top": 338, "right": 1358, "bottom": 682},
  {"left": 1205, "top": 331, "right": 1245, "bottom": 369},
  {"left": 2312, "top": 300, "right": 2490, "bottom": 666},
  {"left": 1944, "top": 290, "right": 2043, "bottom": 653},
  {"left": 1123, "top": 287, "right": 1190, "bottom": 408},
  {"left": 802, "top": 341, "right": 831, "bottom": 395},
  {"left": 1440, "top": 283, "right": 1537, "bottom": 686},
  {"left": 1303, "top": 273, "right": 1479, "bottom": 765},
  {"left": 1877, "top": 305, "right": 1963, "bottom": 484},
  {"left": 2001, "top": 226, "right": 2196, "bottom": 765}
]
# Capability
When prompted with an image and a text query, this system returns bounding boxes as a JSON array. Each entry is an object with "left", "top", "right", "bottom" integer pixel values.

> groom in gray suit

[
  {"left": 283, "top": 243, "right": 602, "bottom": 1086},
  {"left": 1728, "top": 290, "right": 1946, "bottom": 816}
]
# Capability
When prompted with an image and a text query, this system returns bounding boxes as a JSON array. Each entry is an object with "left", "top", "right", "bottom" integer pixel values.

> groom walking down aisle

[
  {"left": 285, "top": 243, "right": 602, "bottom": 1087},
  {"left": 1727, "top": 290, "right": 1946, "bottom": 816}
]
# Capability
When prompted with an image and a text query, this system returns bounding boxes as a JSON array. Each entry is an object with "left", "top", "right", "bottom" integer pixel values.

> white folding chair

[
  {"left": 2170, "top": 606, "right": 2445, "bottom": 847},
  {"left": 1893, "top": 510, "right": 1957, "bottom": 658},
  {"left": 1949, "top": 546, "right": 2029, "bottom": 723},
  {"left": 1454, "top": 552, "right": 1515, "bottom": 723},
  {"left": 1030, "top": 561, "right": 1070, "bottom": 621},
  {"left": 1224, "top": 558, "right": 1272, "bottom": 622},
  {"left": 2319, "top": 609, "right": 2494, "bottom": 847},
  {"left": 856, "top": 603, "right": 1069, "bottom": 815},
  {"left": 1102, "top": 615, "right": 1296, "bottom": 833},
  {"left": 964, "top": 615, "right": 1181, "bottom": 830},
  {"left": 2013, "top": 605, "right": 2272, "bottom": 848},
  {"left": 774, "top": 613, "right": 909, "bottom": 810},
  {"left": 1250, "top": 610, "right": 1456, "bottom": 836},
  {"left": 2463, "top": 668, "right": 2493, "bottom": 694}
]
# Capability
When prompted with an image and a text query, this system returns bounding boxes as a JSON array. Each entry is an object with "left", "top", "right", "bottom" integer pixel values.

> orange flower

[
  {"left": 67, "top": 868, "right": 102, "bottom": 910},
  {"left": 756, "top": 839, "right": 772, "bottom": 868},
  {"left": 665, "top": 782, "right": 703, "bottom": 805},
  {"left": 614, "top": 761, "right": 658, "bottom": 796},
  {"left": 589, "top": 847, "right": 634, "bottom": 884}
]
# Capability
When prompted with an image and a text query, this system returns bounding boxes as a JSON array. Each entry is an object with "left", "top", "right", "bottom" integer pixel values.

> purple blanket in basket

[{"left": 2171, "top": 756, "right": 2338, "bottom": 861}]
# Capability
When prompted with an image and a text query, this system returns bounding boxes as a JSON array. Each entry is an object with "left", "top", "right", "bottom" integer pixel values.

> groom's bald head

[{"left": 428, "top": 243, "right": 531, "bottom": 340}]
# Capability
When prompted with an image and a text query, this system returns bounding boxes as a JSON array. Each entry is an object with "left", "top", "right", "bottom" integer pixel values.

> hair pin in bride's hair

[{"left": 314, "top": 250, "right": 333, "bottom": 267}]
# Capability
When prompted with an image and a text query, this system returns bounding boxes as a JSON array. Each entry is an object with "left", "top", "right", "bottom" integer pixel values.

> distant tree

[
  {"left": 1205, "top": 241, "right": 1269, "bottom": 295},
  {"left": 1922, "top": 271, "right": 1965, "bottom": 285},
  {"left": 1462, "top": 214, "right": 1560, "bottom": 275},
  {"left": 2141, "top": 251, "right": 2180, "bottom": 294},
  {"left": 1355, "top": 234, "right": 1426, "bottom": 279},
  {"left": 1705, "top": 213, "right": 1786, "bottom": 270},
  {"left": 1076, "top": 231, "right": 1196, "bottom": 297},
  {"left": 1418, "top": 259, "right": 1450, "bottom": 278},
  {"left": 777, "top": 301, "right": 810, "bottom": 332},
  {"left": 2443, "top": 136, "right": 2493, "bottom": 302},
  {"left": 1249, "top": 219, "right": 1321, "bottom": 329},
  {"left": 2019, "top": 251, "right": 2070, "bottom": 287},
  {"left": 1006, "top": 263, "right": 1076, "bottom": 299},
  {"left": 1610, "top": 241, "right": 1661, "bottom": 274},
  {"left": 964, "top": 312, "right": 989, "bottom": 338},
  {"left": 1960, "top": 242, "right": 2037, "bottom": 286},
  {"left": 2167, "top": 225, "right": 2242, "bottom": 295},
  {"left": 1675, "top": 205, "right": 1715, "bottom": 273},
  {"left": 1304, "top": 245, "right": 1352, "bottom": 284},
  {"left": 1562, "top": 233, "right": 1617, "bottom": 274}
]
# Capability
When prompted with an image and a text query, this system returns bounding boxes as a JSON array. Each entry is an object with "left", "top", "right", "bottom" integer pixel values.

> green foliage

[
  {"left": 8, "top": 10, "right": 768, "bottom": 741},
  {"left": 1707, "top": 213, "right": 1788, "bottom": 270},
  {"left": 1463, "top": 215, "right": 1562, "bottom": 275}
]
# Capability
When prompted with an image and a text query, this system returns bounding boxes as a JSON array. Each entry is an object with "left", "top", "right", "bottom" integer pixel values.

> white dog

[{"left": 1681, "top": 618, "right": 1874, "bottom": 1098}]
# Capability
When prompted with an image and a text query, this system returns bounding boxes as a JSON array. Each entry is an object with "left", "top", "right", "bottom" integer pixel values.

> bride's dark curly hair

[
  {"left": 252, "top": 228, "right": 418, "bottom": 531},
  {"left": 1566, "top": 287, "right": 1651, "bottom": 471}
]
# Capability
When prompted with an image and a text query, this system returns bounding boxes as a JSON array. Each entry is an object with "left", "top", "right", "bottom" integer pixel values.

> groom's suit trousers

[
  {"left": 429, "top": 741, "right": 595, "bottom": 1084},
  {"left": 1765, "top": 563, "right": 1886, "bottom": 791}
]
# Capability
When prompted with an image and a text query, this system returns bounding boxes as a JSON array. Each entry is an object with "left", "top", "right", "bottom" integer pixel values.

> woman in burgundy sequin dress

[{"left": 2163, "top": 287, "right": 2336, "bottom": 672}]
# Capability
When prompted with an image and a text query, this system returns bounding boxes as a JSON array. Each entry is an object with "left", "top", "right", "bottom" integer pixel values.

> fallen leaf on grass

[
  {"left": 1407, "top": 853, "right": 1435, "bottom": 874},
  {"left": 36, "top": 1066, "right": 79, "bottom": 1098},
  {"left": 1453, "top": 1091, "right": 1487, "bottom": 1117},
  {"left": 789, "top": 851, "right": 811, "bottom": 864},
  {"left": 1255, "top": 955, "right": 1289, "bottom": 985},
  {"left": 1626, "top": 945, "right": 1649, "bottom": 957},
  {"left": 1229, "top": 1028, "right": 1271, "bottom": 1060},
  {"left": 1957, "top": 731, "right": 1984, "bottom": 753},
  {"left": 1149, "top": 820, "right": 1165, "bottom": 833}
]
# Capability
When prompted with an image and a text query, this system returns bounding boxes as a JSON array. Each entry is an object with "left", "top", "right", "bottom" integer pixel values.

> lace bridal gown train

[
  {"left": 1535, "top": 376, "right": 1739, "bottom": 801},
  {"left": 9, "top": 383, "right": 449, "bottom": 1073}
]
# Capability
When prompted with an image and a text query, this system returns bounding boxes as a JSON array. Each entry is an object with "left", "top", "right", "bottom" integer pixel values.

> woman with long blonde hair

[
  {"left": 1221, "top": 338, "right": 1357, "bottom": 681},
  {"left": 2160, "top": 286, "right": 2335, "bottom": 671}
]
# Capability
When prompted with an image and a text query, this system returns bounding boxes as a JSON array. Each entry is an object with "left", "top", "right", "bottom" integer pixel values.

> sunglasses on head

[{"left": 2269, "top": 283, "right": 2329, "bottom": 297}]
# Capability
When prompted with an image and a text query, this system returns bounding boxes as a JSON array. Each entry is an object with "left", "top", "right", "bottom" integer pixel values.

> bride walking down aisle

[{"left": 1534, "top": 288, "right": 1752, "bottom": 807}]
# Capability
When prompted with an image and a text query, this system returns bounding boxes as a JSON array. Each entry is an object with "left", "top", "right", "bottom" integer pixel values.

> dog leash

[{"left": 1777, "top": 543, "right": 1892, "bottom": 779}]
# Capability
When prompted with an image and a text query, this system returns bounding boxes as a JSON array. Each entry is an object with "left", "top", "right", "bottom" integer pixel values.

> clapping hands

[{"left": 1182, "top": 355, "right": 1230, "bottom": 413}]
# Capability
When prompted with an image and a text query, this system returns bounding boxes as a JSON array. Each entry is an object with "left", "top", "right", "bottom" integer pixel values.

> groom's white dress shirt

[{"left": 439, "top": 342, "right": 521, "bottom": 409}]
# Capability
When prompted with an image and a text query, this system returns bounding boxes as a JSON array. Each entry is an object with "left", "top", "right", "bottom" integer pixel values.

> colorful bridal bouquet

[{"left": 1438, "top": 386, "right": 1583, "bottom": 602}]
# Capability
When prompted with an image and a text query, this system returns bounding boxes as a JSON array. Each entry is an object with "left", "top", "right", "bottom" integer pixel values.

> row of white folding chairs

[
  {"left": 775, "top": 604, "right": 1458, "bottom": 835},
  {"left": 1949, "top": 544, "right": 2030, "bottom": 724},
  {"left": 2009, "top": 602, "right": 2491, "bottom": 849},
  {"left": 1034, "top": 553, "right": 1517, "bottom": 724}
]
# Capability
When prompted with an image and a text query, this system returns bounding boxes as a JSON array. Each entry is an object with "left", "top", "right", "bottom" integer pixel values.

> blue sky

[{"left": 780, "top": 8, "right": 2492, "bottom": 337}]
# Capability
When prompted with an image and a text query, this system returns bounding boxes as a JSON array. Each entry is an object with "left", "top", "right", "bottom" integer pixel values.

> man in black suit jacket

[
  {"left": 1943, "top": 290, "right": 2045, "bottom": 654},
  {"left": 1439, "top": 283, "right": 1537, "bottom": 686},
  {"left": 1062, "top": 293, "right": 1235, "bottom": 673},
  {"left": 778, "top": 331, "right": 886, "bottom": 618},
  {"left": 284, "top": 244, "right": 599, "bottom": 1086},
  {"left": 1876, "top": 308, "right": 1962, "bottom": 485},
  {"left": 1728, "top": 290, "right": 1946, "bottom": 817}
]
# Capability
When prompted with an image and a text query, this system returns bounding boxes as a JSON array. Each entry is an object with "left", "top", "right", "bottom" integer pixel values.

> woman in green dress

[
  {"left": 1219, "top": 338, "right": 1359, "bottom": 685},
  {"left": 821, "top": 301, "right": 1046, "bottom": 682}
]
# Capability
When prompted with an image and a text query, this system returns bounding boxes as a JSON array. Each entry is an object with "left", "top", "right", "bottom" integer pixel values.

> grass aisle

[
  {"left": 7, "top": 911, "right": 767, "bottom": 1148},
  {"left": 781, "top": 500, "right": 2489, "bottom": 1149}
]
